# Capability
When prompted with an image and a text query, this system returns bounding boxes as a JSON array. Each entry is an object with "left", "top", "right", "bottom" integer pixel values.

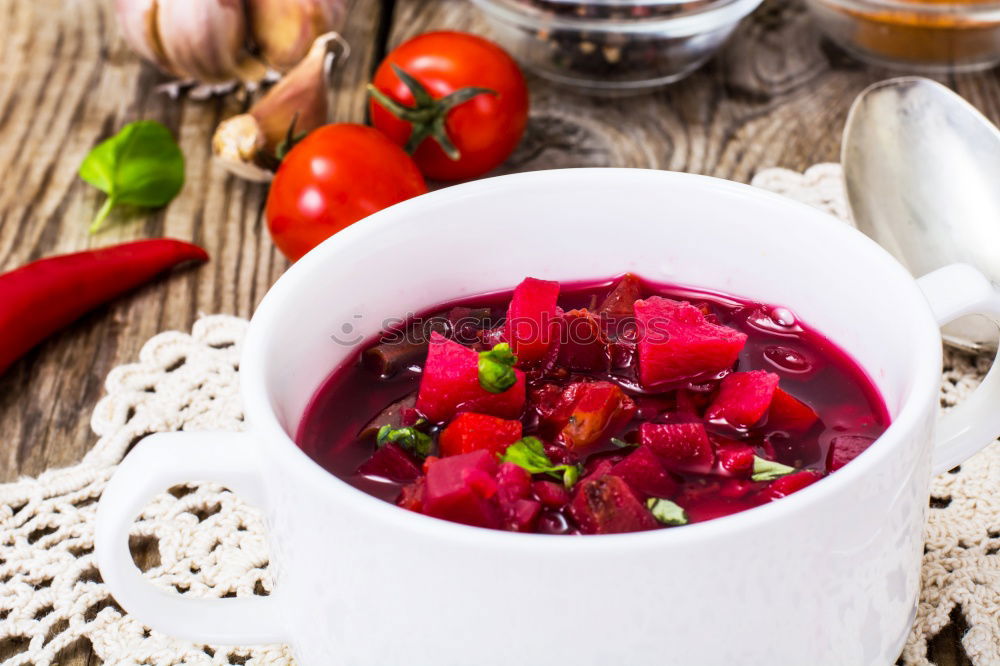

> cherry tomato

[
  {"left": 265, "top": 124, "right": 427, "bottom": 261},
  {"left": 369, "top": 32, "right": 529, "bottom": 182}
]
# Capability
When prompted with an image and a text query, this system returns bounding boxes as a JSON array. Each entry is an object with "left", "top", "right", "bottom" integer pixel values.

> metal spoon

[{"left": 842, "top": 76, "right": 1000, "bottom": 353}]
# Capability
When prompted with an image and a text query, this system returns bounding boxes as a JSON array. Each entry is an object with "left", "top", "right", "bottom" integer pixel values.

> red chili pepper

[{"left": 0, "top": 239, "right": 209, "bottom": 375}]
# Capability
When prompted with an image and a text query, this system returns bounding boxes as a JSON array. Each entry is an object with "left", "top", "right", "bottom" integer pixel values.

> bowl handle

[
  {"left": 95, "top": 431, "right": 287, "bottom": 644},
  {"left": 917, "top": 263, "right": 1000, "bottom": 474}
]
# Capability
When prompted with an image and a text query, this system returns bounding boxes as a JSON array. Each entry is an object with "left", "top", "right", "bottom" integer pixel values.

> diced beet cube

[
  {"left": 640, "top": 422, "right": 715, "bottom": 474},
  {"left": 504, "top": 277, "right": 560, "bottom": 365},
  {"left": 569, "top": 475, "right": 658, "bottom": 534},
  {"left": 505, "top": 498, "right": 542, "bottom": 532},
  {"left": 826, "top": 435, "right": 875, "bottom": 471},
  {"left": 543, "top": 381, "right": 636, "bottom": 450},
  {"left": 543, "top": 441, "right": 573, "bottom": 466},
  {"left": 496, "top": 462, "right": 532, "bottom": 503},
  {"left": 598, "top": 273, "right": 642, "bottom": 318},
  {"left": 680, "top": 495, "right": 765, "bottom": 522},
  {"left": 583, "top": 458, "right": 616, "bottom": 480},
  {"left": 397, "top": 477, "right": 425, "bottom": 512},
  {"left": 438, "top": 412, "right": 523, "bottom": 458},
  {"left": 715, "top": 442, "right": 756, "bottom": 478},
  {"left": 718, "top": 478, "right": 756, "bottom": 499},
  {"left": 423, "top": 450, "right": 502, "bottom": 529},
  {"left": 558, "top": 309, "right": 610, "bottom": 371},
  {"left": 415, "top": 333, "right": 526, "bottom": 423},
  {"left": 531, "top": 383, "right": 565, "bottom": 425},
  {"left": 634, "top": 297, "right": 748, "bottom": 387},
  {"left": 611, "top": 445, "right": 679, "bottom": 499},
  {"left": 765, "top": 470, "right": 823, "bottom": 499},
  {"left": 400, "top": 407, "right": 422, "bottom": 427},
  {"left": 357, "top": 442, "right": 422, "bottom": 483},
  {"left": 768, "top": 388, "right": 820, "bottom": 432},
  {"left": 705, "top": 370, "right": 780, "bottom": 427},
  {"left": 532, "top": 480, "right": 571, "bottom": 508},
  {"left": 674, "top": 389, "right": 703, "bottom": 417}
]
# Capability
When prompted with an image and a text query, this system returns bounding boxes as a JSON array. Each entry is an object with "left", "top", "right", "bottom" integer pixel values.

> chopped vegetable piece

[
  {"left": 558, "top": 309, "right": 610, "bottom": 371},
  {"left": 439, "top": 412, "right": 523, "bottom": 457},
  {"left": 826, "top": 435, "right": 875, "bottom": 471},
  {"left": 597, "top": 273, "right": 642, "bottom": 318},
  {"left": 639, "top": 422, "right": 715, "bottom": 474},
  {"left": 397, "top": 477, "right": 426, "bottom": 512},
  {"left": 362, "top": 319, "right": 449, "bottom": 377},
  {"left": 504, "top": 498, "right": 542, "bottom": 532},
  {"left": 646, "top": 498, "right": 689, "bottom": 526},
  {"left": 423, "top": 450, "right": 502, "bottom": 528},
  {"left": 478, "top": 342, "right": 518, "bottom": 393},
  {"left": 679, "top": 495, "right": 765, "bottom": 522},
  {"left": 768, "top": 388, "right": 820, "bottom": 432},
  {"left": 498, "top": 437, "right": 581, "bottom": 487},
  {"left": 719, "top": 478, "right": 756, "bottom": 499},
  {"left": 716, "top": 442, "right": 756, "bottom": 478},
  {"left": 376, "top": 423, "right": 433, "bottom": 458},
  {"left": 764, "top": 469, "right": 823, "bottom": 499},
  {"left": 706, "top": 370, "right": 780, "bottom": 427},
  {"left": 496, "top": 461, "right": 533, "bottom": 503},
  {"left": 358, "top": 442, "right": 422, "bottom": 483},
  {"left": 611, "top": 446, "right": 678, "bottom": 499},
  {"left": 634, "top": 296, "right": 747, "bottom": 387},
  {"left": 750, "top": 456, "right": 797, "bottom": 482},
  {"left": 532, "top": 480, "right": 571, "bottom": 508},
  {"left": 504, "top": 277, "right": 560, "bottom": 365},
  {"left": 416, "top": 332, "right": 525, "bottom": 422},
  {"left": 547, "top": 381, "right": 636, "bottom": 450},
  {"left": 569, "top": 475, "right": 658, "bottom": 534}
]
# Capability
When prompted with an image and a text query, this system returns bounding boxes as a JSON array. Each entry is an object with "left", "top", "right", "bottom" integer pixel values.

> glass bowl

[
  {"left": 470, "top": 0, "right": 764, "bottom": 94},
  {"left": 804, "top": 0, "right": 1000, "bottom": 71}
]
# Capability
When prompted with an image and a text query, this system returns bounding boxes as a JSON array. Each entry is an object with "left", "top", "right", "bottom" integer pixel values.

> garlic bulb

[
  {"left": 247, "top": 0, "right": 344, "bottom": 71},
  {"left": 115, "top": 0, "right": 345, "bottom": 84},
  {"left": 212, "top": 32, "right": 349, "bottom": 181}
]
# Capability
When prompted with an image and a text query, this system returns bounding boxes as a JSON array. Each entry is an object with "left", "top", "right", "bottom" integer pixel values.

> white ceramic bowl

[{"left": 96, "top": 169, "right": 1000, "bottom": 665}]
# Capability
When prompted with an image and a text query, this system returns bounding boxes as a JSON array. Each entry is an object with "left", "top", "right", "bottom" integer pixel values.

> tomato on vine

[{"left": 369, "top": 32, "right": 529, "bottom": 182}]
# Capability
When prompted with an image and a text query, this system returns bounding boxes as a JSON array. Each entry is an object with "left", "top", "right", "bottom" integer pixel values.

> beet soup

[{"left": 296, "top": 275, "right": 890, "bottom": 534}]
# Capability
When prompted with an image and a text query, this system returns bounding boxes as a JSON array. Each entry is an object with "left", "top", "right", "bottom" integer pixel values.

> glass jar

[{"left": 470, "top": 0, "right": 764, "bottom": 94}]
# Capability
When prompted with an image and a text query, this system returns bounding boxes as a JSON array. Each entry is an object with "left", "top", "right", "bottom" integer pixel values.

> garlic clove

[
  {"left": 213, "top": 114, "right": 273, "bottom": 182},
  {"left": 212, "top": 32, "right": 349, "bottom": 181},
  {"left": 247, "top": 0, "right": 346, "bottom": 72},
  {"left": 115, "top": 0, "right": 177, "bottom": 76},
  {"left": 156, "top": 0, "right": 268, "bottom": 84}
]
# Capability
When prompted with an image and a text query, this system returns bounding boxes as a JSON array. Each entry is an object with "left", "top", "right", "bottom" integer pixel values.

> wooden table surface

[{"left": 0, "top": 0, "right": 988, "bottom": 662}]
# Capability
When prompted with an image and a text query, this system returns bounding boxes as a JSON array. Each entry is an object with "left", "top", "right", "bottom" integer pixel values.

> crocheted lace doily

[{"left": 1, "top": 164, "right": 997, "bottom": 666}]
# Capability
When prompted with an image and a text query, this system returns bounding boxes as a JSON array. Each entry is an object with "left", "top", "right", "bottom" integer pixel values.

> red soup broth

[{"left": 296, "top": 275, "right": 890, "bottom": 534}]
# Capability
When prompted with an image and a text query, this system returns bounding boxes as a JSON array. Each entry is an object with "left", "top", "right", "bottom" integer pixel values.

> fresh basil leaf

[
  {"left": 498, "top": 437, "right": 581, "bottom": 488},
  {"left": 376, "top": 423, "right": 433, "bottom": 458},
  {"left": 750, "top": 456, "right": 796, "bottom": 482},
  {"left": 647, "top": 498, "right": 688, "bottom": 526},
  {"left": 79, "top": 120, "right": 185, "bottom": 232},
  {"left": 478, "top": 342, "right": 518, "bottom": 393}
]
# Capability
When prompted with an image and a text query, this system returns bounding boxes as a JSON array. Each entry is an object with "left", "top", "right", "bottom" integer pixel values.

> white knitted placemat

[{"left": 1, "top": 164, "right": 997, "bottom": 665}]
